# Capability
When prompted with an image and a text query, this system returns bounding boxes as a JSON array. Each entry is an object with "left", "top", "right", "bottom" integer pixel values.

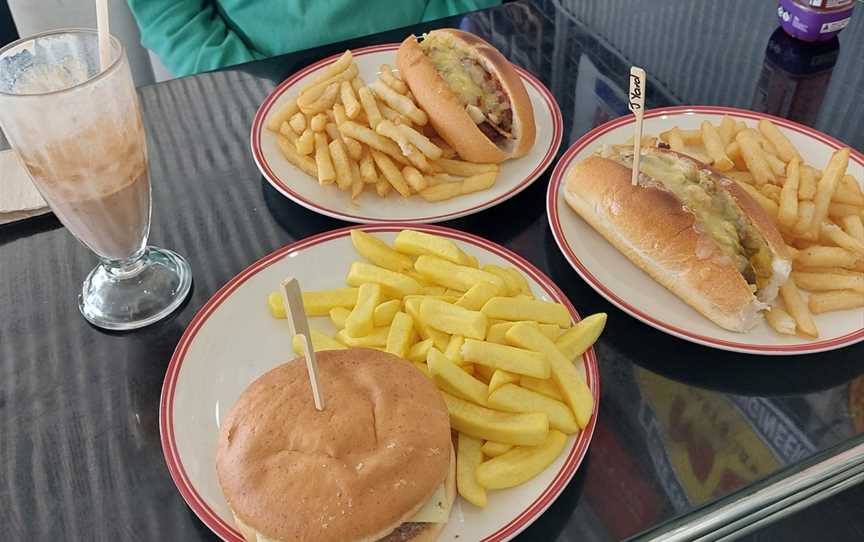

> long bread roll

[{"left": 564, "top": 146, "right": 791, "bottom": 332}]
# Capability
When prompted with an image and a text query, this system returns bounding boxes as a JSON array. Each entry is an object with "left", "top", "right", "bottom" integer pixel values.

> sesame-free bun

[
  {"left": 216, "top": 348, "right": 452, "bottom": 542},
  {"left": 397, "top": 29, "right": 535, "bottom": 163}
]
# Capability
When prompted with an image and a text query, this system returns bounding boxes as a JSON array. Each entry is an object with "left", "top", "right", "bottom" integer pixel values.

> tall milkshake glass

[{"left": 0, "top": 29, "right": 191, "bottom": 330}]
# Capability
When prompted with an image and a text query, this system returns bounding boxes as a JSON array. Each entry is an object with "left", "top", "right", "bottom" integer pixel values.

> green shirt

[{"left": 128, "top": 0, "right": 500, "bottom": 77}]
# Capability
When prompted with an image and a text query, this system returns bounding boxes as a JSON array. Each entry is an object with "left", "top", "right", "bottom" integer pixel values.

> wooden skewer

[
  {"left": 628, "top": 66, "right": 646, "bottom": 186},
  {"left": 280, "top": 278, "right": 325, "bottom": 411},
  {"left": 95, "top": 0, "right": 111, "bottom": 71}
]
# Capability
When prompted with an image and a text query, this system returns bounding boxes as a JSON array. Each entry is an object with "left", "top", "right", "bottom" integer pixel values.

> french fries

[
  {"left": 809, "top": 290, "right": 864, "bottom": 314},
  {"left": 415, "top": 255, "right": 504, "bottom": 293},
  {"left": 346, "top": 261, "right": 422, "bottom": 297},
  {"left": 779, "top": 279, "right": 818, "bottom": 337},
  {"left": 701, "top": 121, "right": 733, "bottom": 171},
  {"left": 810, "top": 148, "right": 850, "bottom": 236},
  {"left": 488, "top": 384, "right": 579, "bottom": 433},
  {"left": 462, "top": 339, "right": 550, "bottom": 378},
  {"left": 345, "top": 282, "right": 380, "bottom": 337},
  {"left": 736, "top": 129, "right": 775, "bottom": 185},
  {"left": 481, "top": 297, "right": 571, "bottom": 327},
  {"left": 428, "top": 348, "right": 488, "bottom": 405},
  {"left": 481, "top": 441, "right": 513, "bottom": 458},
  {"left": 505, "top": 323, "right": 593, "bottom": 429},
  {"left": 778, "top": 157, "right": 800, "bottom": 229},
  {"left": 379, "top": 64, "right": 408, "bottom": 94},
  {"left": 350, "top": 229, "right": 413, "bottom": 272},
  {"left": 277, "top": 135, "right": 317, "bottom": 178},
  {"left": 442, "top": 392, "right": 549, "bottom": 446},
  {"left": 764, "top": 306, "right": 797, "bottom": 335},
  {"left": 385, "top": 311, "right": 414, "bottom": 357},
  {"left": 475, "top": 430, "right": 567, "bottom": 489},
  {"left": 457, "top": 434, "right": 487, "bottom": 507},
  {"left": 369, "top": 79, "right": 428, "bottom": 125},
  {"left": 420, "top": 298, "right": 487, "bottom": 339},
  {"left": 758, "top": 118, "right": 800, "bottom": 163},
  {"left": 291, "top": 329, "right": 346, "bottom": 354}
]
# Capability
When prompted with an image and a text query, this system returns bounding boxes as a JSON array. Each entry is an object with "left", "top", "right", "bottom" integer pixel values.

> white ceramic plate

[
  {"left": 251, "top": 44, "right": 562, "bottom": 223},
  {"left": 161, "top": 224, "right": 599, "bottom": 541},
  {"left": 547, "top": 106, "right": 864, "bottom": 355}
]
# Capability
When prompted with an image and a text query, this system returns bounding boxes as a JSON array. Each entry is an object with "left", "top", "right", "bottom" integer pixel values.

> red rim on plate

[
  {"left": 250, "top": 44, "right": 563, "bottom": 223},
  {"left": 547, "top": 105, "right": 864, "bottom": 355},
  {"left": 160, "top": 224, "right": 600, "bottom": 542}
]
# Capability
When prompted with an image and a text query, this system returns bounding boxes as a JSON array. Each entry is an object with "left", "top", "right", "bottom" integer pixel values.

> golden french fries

[
  {"left": 369, "top": 79, "right": 427, "bottom": 125},
  {"left": 778, "top": 157, "right": 800, "bottom": 229},
  {"left": 457, "top": 433, "right": 487, "bottom": 507},
  {"left": 554, "top": 313, "right": 607, "bottom": 360},
  {"left": 481, "top": 440, "right": 513, "bottom": 457},
  {"left": 488, "top": 384, "right": 579, "bottom": 433},
  {"left": 346, "top": 261, "right": 422, "bottom": 297},
  {"left": 277, "top": 135, "right": 317, "bottom": 178},
  {"left": 370, "top": 149, "right": 412, "bottom": 197},
  {"left": 267, "top": 97, "right": 299, "bottom": 132},
  {"left": 420, "top": 298, "right": 487, "bottom": 339},
  {"left": 520, "top": 376, "right": 564, "bottom": 401},
  {"left": 808, "top": 290, "right": 864, "bottom": 313},
  {"left": 792, "top": 271, "right": 864, "bottom": 293},
  {"left": 442, "top": 392, "right": 549, "bottom": 446},
  {"left": 415, "top": 255, "right": 504, "bottom": 293},
  {"left": 345, "top": 282, "right": 380, "bottom": 337},
  {"left": 779, "top": 279, "right": 818, "bottom": 337},
  {"left": 505, "top": 323, "right": 593, "bottom": 428},
  {"left": 395, "top": 229, "right": 470, "bottom": 264},
  {"left": 764, "top": 305, "right": 797, "bottom": 335},
  {"left": 736, "top": 129, "right": 775, "bottom": 185},
  {"left": 461, "top": 339, "right": 550, "bottom": 378},
  {"left": 350, "top": 229, "right": 413, "bottom": 272},
  {"left": 481, "top": 297, "right": 571, "bottom": 327},
  {"left": 758, "top": 119, "right": 800, "bottom": 163},
  {"left": 291, "top": 329, "right": 346, "bottom": 354},
  {"left": 475, "top": 430, "right": 567, "bottom": 489},
  {"left": 385, "top": 311, "right": 414, "bottom": 357},
  {"left": 810, "top": 148, "right": 850, "bottom": 235},
  {"left": 285, "top": 287, "right": 358, "bottom": 316},
  {"left": 428, "top": 348, "right": 488, "bottom": 405},
  {"left": 701, "top": 121, "right": 734, "bottom": 171},
  {"left": 379, "top": 64, "right": 408, "bottom": 94}
]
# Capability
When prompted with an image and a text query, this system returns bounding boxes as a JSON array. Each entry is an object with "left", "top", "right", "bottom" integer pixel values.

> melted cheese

[{"left": 407, "top": 481, "right": 451, "bottom": 523}]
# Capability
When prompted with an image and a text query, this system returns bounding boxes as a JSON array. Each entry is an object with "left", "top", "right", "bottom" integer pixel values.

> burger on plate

[{"left": 216, "top": 348, "right": 455, "bottom": 542}]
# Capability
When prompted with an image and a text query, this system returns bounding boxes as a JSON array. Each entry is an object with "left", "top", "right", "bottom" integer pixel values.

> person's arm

[{"left": 128, "top": 0, "right": 263, "bottom": 77}]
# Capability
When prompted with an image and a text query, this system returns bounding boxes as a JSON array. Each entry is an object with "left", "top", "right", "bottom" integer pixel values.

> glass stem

[{"left": 100, "top": 247, "right": 148, "bottom": 279}]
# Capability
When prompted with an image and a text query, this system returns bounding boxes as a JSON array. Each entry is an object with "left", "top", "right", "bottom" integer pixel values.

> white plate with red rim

[
  {"left": 250, "top": 43, "right": 562, "bottom": 223},
  {"left": 160, "top": 224, "right": 599, "bottom": 542},
  {"left": 547, "top": 106, "right": 864, "bottom": 355}
]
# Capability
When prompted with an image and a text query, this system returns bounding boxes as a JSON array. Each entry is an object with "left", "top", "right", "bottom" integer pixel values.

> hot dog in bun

[
  {"left": 564, "top": 146, "right": 792, "bottom": 332},
  {"left": 397, "top": 29, "right": 535, "bottom": 163}
]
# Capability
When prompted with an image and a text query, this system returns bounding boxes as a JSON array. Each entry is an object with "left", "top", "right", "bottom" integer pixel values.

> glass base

[{"left": 78, "top": 246, "right": 192, "bottom": 331}]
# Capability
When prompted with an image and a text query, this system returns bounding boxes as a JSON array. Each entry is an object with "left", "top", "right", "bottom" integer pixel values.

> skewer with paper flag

[
  {"left": 280, "top": 278, "right": 325, "bottom": 411},
  {"left": 628, "top": 66, "right": 646, "bottom": 186}
]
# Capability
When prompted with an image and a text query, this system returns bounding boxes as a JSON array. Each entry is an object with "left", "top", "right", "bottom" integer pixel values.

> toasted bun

[
  {"left": 397, "top": 29, "right": 535, "bottom": 163},
  {"left": 564, "top": 151, "right": 790, "bottom": 332},
  {"left": 216, "top": 349, "right": 452, "bottom": 542}
]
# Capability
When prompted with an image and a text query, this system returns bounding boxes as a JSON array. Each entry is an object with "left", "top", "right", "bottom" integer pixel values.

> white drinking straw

[{"left": 95, "top": 0, "right": 111, "bottom": 71}]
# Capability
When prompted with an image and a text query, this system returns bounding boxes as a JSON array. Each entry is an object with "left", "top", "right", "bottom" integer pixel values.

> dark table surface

[{"left": 2, "top": 1, "right": 864, "bottom": 540}]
